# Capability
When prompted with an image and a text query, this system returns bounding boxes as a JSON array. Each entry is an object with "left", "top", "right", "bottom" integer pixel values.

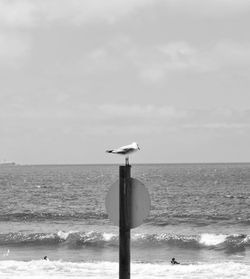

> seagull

[{"left": 106, "top": 142, "right": 140, "bottom": 165}]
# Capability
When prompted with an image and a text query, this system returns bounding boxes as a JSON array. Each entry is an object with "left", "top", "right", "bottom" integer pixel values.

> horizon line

[{"left": 9, "top": 161, "right": 250, "bottom": 166}]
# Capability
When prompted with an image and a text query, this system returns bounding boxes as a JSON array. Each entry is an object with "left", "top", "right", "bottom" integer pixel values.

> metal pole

[{"left": 119, "top": 165, "right": 131, "bottom": 279}]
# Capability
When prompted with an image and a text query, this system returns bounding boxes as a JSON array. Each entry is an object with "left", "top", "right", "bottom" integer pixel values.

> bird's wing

[
  {"left": 106, "top": 147, "right": 132, "bottom": 154},
  {"left": 119, "top": 143, "right": 133, "bottom": 150},
  {"left": 114, "top": 147, "right": 132, "bottom": 154}
]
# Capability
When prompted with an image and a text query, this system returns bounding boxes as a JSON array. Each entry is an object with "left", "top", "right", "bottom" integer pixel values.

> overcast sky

[{"left": 1, "top": 0, "right": 250, "bottom": 164}]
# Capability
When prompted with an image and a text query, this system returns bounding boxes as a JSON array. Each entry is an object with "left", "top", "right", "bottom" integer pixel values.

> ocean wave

[
  {"left": 0, "top": 260, "right": 249, "bottom": 279},
  {"left": 0, "top": 231, "right": 249, "bottom": 252},
  {"left": 0, "top": 231, "right": 118, "bottom": 248},
  {"left": 132, "top": 233, "right": 248, "bottom": 252}
]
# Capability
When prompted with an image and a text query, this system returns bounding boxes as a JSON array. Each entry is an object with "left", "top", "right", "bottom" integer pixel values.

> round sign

[{"left": 105, "top": 178, "right": 150, "bottom": 229}]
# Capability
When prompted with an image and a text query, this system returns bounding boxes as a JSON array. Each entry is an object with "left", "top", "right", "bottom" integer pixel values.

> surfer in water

[
  {"left": 43, "top": 256, "right": 48, "bottom": 260},
  {"left": 171, "top": 258, "right": 180, "bottom": 265}
]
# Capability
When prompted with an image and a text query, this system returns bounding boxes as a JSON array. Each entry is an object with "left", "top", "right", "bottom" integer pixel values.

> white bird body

[{"left": 106, "top": 142, "right": 140, "bottom": 164}]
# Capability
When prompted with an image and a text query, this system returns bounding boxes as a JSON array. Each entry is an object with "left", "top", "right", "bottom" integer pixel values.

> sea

[{"left": 1, "top": 163, "right": 250, "bottom": 278}]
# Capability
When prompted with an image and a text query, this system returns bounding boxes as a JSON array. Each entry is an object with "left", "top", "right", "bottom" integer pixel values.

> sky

[{"left": 1, "top": 0, "right": 250, "bottom": 165}]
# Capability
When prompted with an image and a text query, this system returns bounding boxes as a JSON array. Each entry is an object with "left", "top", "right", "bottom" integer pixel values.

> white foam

[
  {"left": 0, "top": 261, "right": 249, "bottom": 279},
  {"left": 199, "top": 233, "right": 227, "bottom": 246},
  {"left": 2, "top": 249, "right": 10, "bottom": 257},
  {"left": 103, "top": 233, "right": 116, "bottom": 241},
  {"left": 57, "top": 230, "right": 78, "bottom": 240},
  {"left": 241, "top": 235, "right": 250, "bottom": 244}
]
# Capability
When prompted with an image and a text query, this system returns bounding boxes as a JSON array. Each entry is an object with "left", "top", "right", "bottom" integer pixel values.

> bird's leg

[{"left": 125, "top": 156, "right": 129, "bottom": 165}]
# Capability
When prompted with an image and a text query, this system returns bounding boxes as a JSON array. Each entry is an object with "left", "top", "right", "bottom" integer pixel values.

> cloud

[
  {"left": 211, "top": 41, "right": 250, "bottom": 69},
  {"left": 1, "top": 0, "right": 249, "bottom": 28},
  {"left": 165, "top": 0, "right": 250, "bottom": 17},
  {"left": 137, "top": 40, "right": 250, "bottom": 82},
  {"left": 5, "top": 0, "right": 248, "bottom": 26},
  {"left": 98, "top": 104, "right": 188, "bottom": 120},
  {"left": 0, "top": 102, "right": 187, "bottom": 121},
  {"left": 48, "top": 37, "right": 250, "bottom": 83},
  {"left": 182, "top": 108, "right": 250, "bottom": 135},
  {"left": 1, "top": 100, "right": 250, "bottom": 134},
  {"left": 79, "top": 39, "right": 210, "bottom": 81},
  {"left": 0, "top": 0, "right": 154, "bottom": 27},
  {"left": 41, "top": 0, "right": 155, "bottom": 24},
  {"left": 184, "top": 123, "right": 250, "bottom": 130},
  {"left": 0, "top": 0, "right": 36, "bottom": 27},
  {"left": 0, "top": 102, "right": 188, "bottom": 140},
  {"left": 139, "top": 42, "right": 202, "bottom": 82},
  {"left": 0, "top": 31, "right": 31, "bottom": 66}
]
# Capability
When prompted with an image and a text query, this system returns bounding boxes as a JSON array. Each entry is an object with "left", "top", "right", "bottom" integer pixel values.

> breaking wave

[{"left": 0, "top": 231, "right": 249, "bottom": 252}]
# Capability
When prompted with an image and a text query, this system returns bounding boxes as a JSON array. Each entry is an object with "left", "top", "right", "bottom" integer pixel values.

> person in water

[
  {"left": 44, "top": 256, "right": 48, "bottom": 260},
  {"left": 171, "top": 258, "right": 180, "bottom": 264}
]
